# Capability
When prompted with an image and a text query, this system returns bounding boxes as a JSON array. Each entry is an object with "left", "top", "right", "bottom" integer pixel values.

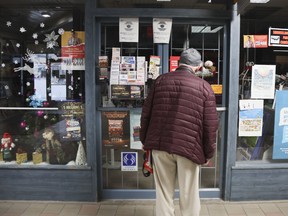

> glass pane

[
  {"left": 0, "top": 5, "right": 86, "bottom": 166},
  {"left": 170, "top": 24, "right": 224, "bottom": 106}
]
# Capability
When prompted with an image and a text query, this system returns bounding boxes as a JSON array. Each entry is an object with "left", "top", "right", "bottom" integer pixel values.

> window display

[
  {"left": 0, "top": 6, "right": 86, "bottom": 166},
  {"left": 237, "top": 27, "right": 288, "bottom": 162}
]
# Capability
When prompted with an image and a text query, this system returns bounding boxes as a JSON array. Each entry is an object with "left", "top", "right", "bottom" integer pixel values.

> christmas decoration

[
  {"left": 6, "top": 21, "right": 11, "bottom": 27},
  {"left": 43, "top": 31, "right": 59, "bottom": 49},
  {"left": 75, "top": 141, "right": 87, "bottom": 165},
  {"left": 1, "top": 132, "right": 16, "bottom": 161}
]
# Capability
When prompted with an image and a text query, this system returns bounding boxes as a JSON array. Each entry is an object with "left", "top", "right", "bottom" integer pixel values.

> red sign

[
  {"left": 243, "top": 35, "right": 268, "bottom": 48},
  {"left": 170, "top": 56, "right": 180, "bottom": 72}
]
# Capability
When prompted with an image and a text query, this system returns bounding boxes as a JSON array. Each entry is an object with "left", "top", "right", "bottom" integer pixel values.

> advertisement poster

[
  {"left": 61, "top": 31, "right": 85, "bottom": 70},
  {"left": 251, "top": 64, "right": 276, "bottom": 99},
  {"left": 121, "top": 152, "right": 138, "bottom": 171},
  {"left": 101, "top": 111, "right": 130, "bottom": 148},
  {"left": 243, "top": 35, "right": 268, "bottom": 48},
  {"left": 170, "top": 56, "right": 180, "bottom": 72},
  {"left": 153, "top": 18, "right": 172, "bottom": 44},
  {"left": 130, "top": 109, "right": 142, "bottom": 150},
  {"left": 119, "top": 18, "right": 139, "bottom": 43},
  {"left": 273, "top": 90, "right": 288, "bottom": 159},
  {"left": 269, "top": 27, "right": 288, "bottom": 47},
  {"left": 238, "top": 99, "right": 264, "bottom": 137}
]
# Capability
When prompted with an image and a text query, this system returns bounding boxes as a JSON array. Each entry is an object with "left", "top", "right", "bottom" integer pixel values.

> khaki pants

[{"left": 152, "top": 150, "right": 200, "bottom": 216}]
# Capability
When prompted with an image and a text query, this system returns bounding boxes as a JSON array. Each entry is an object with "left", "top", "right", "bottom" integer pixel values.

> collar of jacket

[{"left": 175, "top": 65, "right": 196, "bottom": 74}]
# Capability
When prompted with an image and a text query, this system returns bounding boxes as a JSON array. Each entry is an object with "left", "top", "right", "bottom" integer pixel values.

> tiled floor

[{"left": 0, "top": 199, "right": 288, "bottom": 216}]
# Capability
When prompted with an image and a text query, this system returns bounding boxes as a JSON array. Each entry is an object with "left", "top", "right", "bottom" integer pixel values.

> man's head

[{"left": 179, "top": 48, "right": 203, "bottom": 69}]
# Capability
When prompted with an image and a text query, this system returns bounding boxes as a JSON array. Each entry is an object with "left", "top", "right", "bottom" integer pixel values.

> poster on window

[
  {"left": 153, "top": 18, "right": 172, "bottom": 44},
  {"left": 251, "top": 64, "right": 276, "bottom": 99},
  {"left": 130, "top": 109, "right": 142, "bottom": 150},
  {"left": 121, "top": 152, "right": 138, "bottom": 171},
  {"left": 238, "top": 99, "right": 264, "bottom": 137},
  {"left": 61, "top": 31, "right": 85, "bottom": 70},
  {"left": 101, "top": 111, "right": 130, "bottom": 148},
  {"left": 273, "top": 90, "right": 288, "bottom": 159},
  {"left": 119, "top": 18, "right": 139, "bottom": 43},
  {"left": 243, "top": 35, "right": 268, "bottom": 48},
  {"left": 269, "top": 27, "right": 288, "bottom": 47}
]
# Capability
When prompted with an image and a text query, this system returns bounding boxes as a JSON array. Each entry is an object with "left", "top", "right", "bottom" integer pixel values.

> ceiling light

[
  {"left": 41, "top": 12, "right": 51, "bottom": 18},
  {"left": 250, "top": 0, "right": 270, "bottom": 3}
]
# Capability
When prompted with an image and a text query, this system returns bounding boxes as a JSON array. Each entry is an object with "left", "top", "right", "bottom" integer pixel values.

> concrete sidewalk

[{"left": 0, "top": 199, "right": 288, "bottom": 216}]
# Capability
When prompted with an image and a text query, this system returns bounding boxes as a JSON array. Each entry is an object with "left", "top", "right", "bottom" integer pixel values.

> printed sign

[
  {"left": 273, "top": 90, "right": 288, "bottom": 159},
  {"left": 269, "top": 27, "right": 288, "bottom": 47},
  {"left": 153, "top": 18, "right": 172, "bottom": 44},
  {"left": 119, "top": 18, "right": 139, "bottom": 43},
  {"left": 251, "top": 64, "right": 276, "bottom": 99},
  {"left": 121, "top": 152, "right": 138, "bottom": 171},
  {"left": 243, "top": 35, "right": 268, "bottom": 48},
  {"left": 238, "top": 99, "right": 264, "bottom": 137}
]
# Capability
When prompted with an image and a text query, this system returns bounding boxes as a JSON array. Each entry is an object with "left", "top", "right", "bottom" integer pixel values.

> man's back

[{"left": 140, "top": 66, "right": 218, "bottom": 164}]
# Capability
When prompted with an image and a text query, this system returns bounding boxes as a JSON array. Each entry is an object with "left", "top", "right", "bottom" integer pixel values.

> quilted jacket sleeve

[
  {"left": 202, "top": 83, "right": 218, "bottom": 160},
  {"left": 140, "top": 82, "right": 156, "bottom": 145}
]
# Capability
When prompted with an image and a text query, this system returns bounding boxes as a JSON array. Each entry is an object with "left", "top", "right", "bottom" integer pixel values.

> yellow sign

[{"left": 211, "top": 84, "right": 223, "bottom": 94}]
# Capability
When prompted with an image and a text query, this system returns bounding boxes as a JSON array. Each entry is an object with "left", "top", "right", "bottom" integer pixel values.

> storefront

[{"left": 0, "top": 0, "right": 287, "bottom": 202}]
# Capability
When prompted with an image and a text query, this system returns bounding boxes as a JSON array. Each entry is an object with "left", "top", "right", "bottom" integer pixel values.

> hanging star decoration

[
  {"left": 32, "top": 33, "right": 38, "bottom": 39},
  {"left": 20, "top": 27, "right": 26, "bottom": 33},
  {"left": 6, "top": 21, "right": 12, "bottom": 27},
  {"left": 43, "top": 31, "right": 59, "bottom": 49},
  {"left": 40, "top": 22, "right": 45, "bottom": 28},
  {"left": 16, "top": 43, "right": 20, "bottom": 48}
]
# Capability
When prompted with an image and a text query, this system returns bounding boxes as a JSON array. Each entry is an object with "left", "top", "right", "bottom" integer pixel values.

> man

[
  {"left": 68, "top": 30, "right": 81, "bottom": 46},
  {"left": 140, "top": 48, "right": 218, "bottom": 216}
]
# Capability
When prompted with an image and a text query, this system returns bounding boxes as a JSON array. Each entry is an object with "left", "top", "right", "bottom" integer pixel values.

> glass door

[{"left": 97, "top": 19, "right": 227, "bottom": 199}]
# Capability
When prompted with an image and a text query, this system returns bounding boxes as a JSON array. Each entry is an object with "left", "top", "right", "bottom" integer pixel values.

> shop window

[
  {"left": 0, "top": 5, "right": 86, "bottom": 166},
  {"left": 237, "top": 22, "right": 288, "bottom": 163}
]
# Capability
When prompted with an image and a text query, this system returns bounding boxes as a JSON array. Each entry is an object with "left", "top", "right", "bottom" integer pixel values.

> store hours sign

[{"left": 269, "top": 27, "right": 288, "bottom": 47}]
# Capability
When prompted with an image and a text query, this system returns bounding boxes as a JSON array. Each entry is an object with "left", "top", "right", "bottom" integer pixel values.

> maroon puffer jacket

[{"left": 140, "top": 66, "right": 218, "bottom": 165}]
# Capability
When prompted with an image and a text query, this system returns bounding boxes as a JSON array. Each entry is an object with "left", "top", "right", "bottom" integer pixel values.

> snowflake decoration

[
  {"left": 26, "top": 82, "right": 31, "bottom": 86},
  {"left": 1, "top": 51, "right": 3, "bottom": 54},
  {"left": 43, "top": 31, "right": 59, "bottom": 49},
  {"left": 28, "top": 95, "right": 43, "bottom": 108},
  {"left": 32, "top": 33, "right": 38, "bottom": 39},
  {"left": 6, "top": 21, "right": 12, "bottom": 27},
  {"left": 14, "top": 60, "right": 18, "bottom": 64},
  {"left": 1, "top": 63, "right": 5, "bottom": 68},
  {"left": 35, "top": 40, "right": 39, "bottom": 45},
  {"left": 40, "top": 22, "right": 45, "bottom": 28},
  {"left": 58, "top": 28, "right": 64, "bottom": 35},
  {"left": 67, "top": 70, "right": 73, "bottom": 74},
  {"left": 20, "top": 27, "right": 26, "bottom": 33},
  {"left": 4, "top": 85, "right": 9, "bottom": 90},
  {"left": 6, "top": 43, "right": 9, "bottom": 47},
  {"left": 16, "top": 43, "right": 20, "bottom": 48},
  {"left": 68, "top": 85, "right": 73, "bottom": 90}
]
